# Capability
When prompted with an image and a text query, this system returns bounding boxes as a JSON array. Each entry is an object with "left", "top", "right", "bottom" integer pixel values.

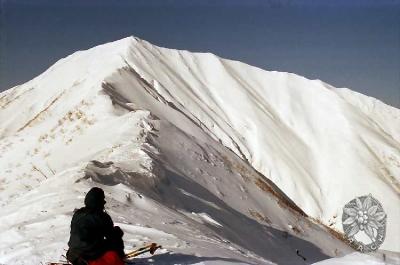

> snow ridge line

[
  {"left": 101, "top": 82, "right": 137, "bottom": 112},
  {"left": 119, "top": 59, "right": 253, "bottom": 163},
  {"left": 118, "top": 60, "right": 226, "bottom": 143},
  {"left": 101, "top": 62, "right": 309, "bottom": 220},
  {"left": 250, "top": 166, "right": 308, "bottom": 218}
]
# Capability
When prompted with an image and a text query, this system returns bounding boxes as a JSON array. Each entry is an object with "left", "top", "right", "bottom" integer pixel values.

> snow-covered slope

[
  {"left": 313, "top": 251, "right": 400, "bottom": 265},
  {"left": 0, "top": 36, "right": 399, "bottom": 264}
]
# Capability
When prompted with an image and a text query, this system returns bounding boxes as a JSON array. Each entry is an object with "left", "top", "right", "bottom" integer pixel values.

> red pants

[{"left": 88, "top": 251, "right": 124, "bottom": 265}]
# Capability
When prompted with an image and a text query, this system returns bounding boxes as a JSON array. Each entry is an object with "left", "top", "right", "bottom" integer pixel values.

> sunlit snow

[{"left": 0, "top": 37, "right": 399, "bottom": 264}]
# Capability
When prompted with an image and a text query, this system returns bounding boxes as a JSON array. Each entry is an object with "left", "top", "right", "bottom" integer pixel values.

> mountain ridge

[{"left": 0, "top": 36, "right": 399, "bottom": 264}]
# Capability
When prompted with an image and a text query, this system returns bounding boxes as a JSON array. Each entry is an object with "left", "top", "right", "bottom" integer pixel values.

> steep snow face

[
  {"left": 102, "top": 37, "right": 399, "bottom": 251},
  {"left": 0, "top": 36, "right": 398, "bottom": 264}
]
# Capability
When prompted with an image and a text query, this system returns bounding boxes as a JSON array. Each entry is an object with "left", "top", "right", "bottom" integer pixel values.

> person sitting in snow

[{"left": 66, "top": 187, "right": 125, "bottom": 265}]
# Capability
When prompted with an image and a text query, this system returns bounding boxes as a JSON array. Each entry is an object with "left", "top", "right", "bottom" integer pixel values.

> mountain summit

[{"left": 0, "top": 36, "right": 399, "bottom": 264}]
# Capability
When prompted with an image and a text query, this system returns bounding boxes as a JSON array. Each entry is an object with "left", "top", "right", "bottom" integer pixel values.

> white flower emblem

[{"left": 342, "top": 194, "right": 387, "bottom": 252}]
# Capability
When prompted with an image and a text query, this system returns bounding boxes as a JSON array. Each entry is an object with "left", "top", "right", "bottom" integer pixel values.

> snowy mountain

[{"left": 0, "top": 36, "right": 399, "bottom": 265}]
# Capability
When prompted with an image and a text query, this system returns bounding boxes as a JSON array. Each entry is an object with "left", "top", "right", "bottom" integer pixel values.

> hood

[{"left": 84, "top": 187, "right": 106, "bottom": 210}]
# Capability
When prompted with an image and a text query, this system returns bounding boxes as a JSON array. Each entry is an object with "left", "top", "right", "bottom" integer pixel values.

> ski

[
  {"left": 125, "top": 242, "right": 161, "bottom": 259},
  {"left": 125, "top": 243, "right": 154, "bottom": 257},
  {"left": 46, "top": 243, "right": 161, "bottom": 264}
]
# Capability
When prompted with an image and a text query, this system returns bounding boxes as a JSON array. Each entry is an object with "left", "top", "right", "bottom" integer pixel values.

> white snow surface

[
  {"left": 0, "top": 36, "right": 399, "bottom": 264},
  {"left": 312, "top": 251, "right": 400, "bottom": 265}
]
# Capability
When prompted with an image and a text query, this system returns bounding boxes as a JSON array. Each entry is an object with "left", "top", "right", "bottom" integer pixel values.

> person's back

[{"left": 67, "top": 187, "right": 124, "bottom": 265}]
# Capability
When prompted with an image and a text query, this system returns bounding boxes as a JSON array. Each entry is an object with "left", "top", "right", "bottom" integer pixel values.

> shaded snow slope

[{"left": 0, "top": 36, "right": 399, "bottom": 264}]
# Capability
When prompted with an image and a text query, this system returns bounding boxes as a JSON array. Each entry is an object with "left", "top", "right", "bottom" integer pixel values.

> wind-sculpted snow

[{"left": 0, "top": 36, "right": 399, "bottom": 264}]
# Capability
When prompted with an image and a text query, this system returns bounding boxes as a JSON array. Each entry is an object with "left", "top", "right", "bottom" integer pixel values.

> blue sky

[{"left": 0, "top": 0, "right": 399, "bottom": 108}]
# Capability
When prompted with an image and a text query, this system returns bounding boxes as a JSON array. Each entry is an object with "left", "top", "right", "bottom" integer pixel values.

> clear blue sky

[{"left": 1, "top": 0, "right": 399, "bottom": 108}]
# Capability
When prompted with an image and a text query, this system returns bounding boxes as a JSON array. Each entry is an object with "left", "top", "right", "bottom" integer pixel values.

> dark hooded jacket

[{"left": 67, "top": 187, "right": 124, "bottom": 265}]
